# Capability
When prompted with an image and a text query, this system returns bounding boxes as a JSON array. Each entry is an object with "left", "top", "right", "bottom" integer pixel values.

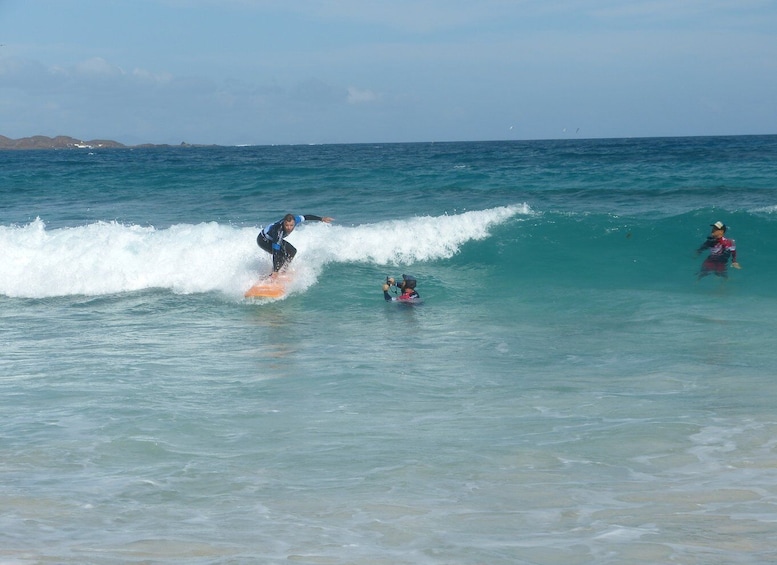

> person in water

[
  {"left": 257, "top": 213, "right": 333, "bottom": 277},
  {"left": 696, "top": 220, "right": 741, "bottom": 279},
  {"left": 383, "top": 274, "right": 420, "bottom": 301}
]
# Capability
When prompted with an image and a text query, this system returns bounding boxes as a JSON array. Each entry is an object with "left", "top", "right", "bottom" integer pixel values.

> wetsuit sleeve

[
  {"left": 384, "top": 290, "right": 394, "bottom": 301},
  {"left": 302, "top": 215, "right": 323, "bottom": 222},
  {"left": 697, "top": 237, "right": 715, "bottom": 253}
]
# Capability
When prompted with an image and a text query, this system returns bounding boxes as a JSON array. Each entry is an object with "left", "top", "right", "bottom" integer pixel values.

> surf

[{"left": 0, "top": 206, "right": 529, "bottom": 299}]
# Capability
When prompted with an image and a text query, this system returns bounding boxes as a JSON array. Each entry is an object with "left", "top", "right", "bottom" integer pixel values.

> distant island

[{"left": 0, "top": 135, "right": 208, "bottom": 150}]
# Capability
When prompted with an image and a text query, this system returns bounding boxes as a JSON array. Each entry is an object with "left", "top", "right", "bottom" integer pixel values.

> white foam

[{"left": 0, "top": 205, "right": 530, "bottom": 299}]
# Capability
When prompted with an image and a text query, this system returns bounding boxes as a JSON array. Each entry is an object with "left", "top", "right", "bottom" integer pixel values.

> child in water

[{"left": 696, "top": 221, "right": 741, "bottom": 280}]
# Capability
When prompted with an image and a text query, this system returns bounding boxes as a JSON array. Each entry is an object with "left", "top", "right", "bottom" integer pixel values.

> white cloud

[
  {"left": 347, "top": 87, "right": 378, "bottom": 105},
  {"left": 74, "top": 57, "right": 123, "bottom": 77},
  {"left": 132, "top": 68, "right": 174, "bottom": 85}
]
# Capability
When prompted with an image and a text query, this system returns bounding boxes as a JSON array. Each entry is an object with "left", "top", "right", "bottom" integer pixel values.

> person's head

[
  {"left": 710, "top": 221, "right": 727, "bottom": 236},
  {"left": 400, "top": 274, "right": 417, "bottom": 290},
  {"left": 282, "top": 214, "right": 297, "bottom": 233}
]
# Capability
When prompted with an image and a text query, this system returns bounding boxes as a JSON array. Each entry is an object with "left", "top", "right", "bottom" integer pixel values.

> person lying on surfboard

[
  {"left": 257, "top": 213, "right": 333, "bottom": 277},
  {"left": 383, "top": 275, "right": 420, "bottom": 302}
]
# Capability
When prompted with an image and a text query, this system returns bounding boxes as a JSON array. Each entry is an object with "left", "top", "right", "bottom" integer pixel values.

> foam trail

[
  {"left": 1, "top": 206, "right": 529, "bottom": 299},
  {"left": 0, "top": 218, "right": 260, "bottom": 298}
]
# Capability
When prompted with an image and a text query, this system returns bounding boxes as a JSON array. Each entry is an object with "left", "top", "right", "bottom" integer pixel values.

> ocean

[{"left": 2, "top": 135, "right": 777, "bottom": 564}]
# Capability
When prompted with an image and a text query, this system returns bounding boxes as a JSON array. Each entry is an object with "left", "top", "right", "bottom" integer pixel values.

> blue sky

[{"left": 1, "top": 0, "right": 775, "bottom": 145}]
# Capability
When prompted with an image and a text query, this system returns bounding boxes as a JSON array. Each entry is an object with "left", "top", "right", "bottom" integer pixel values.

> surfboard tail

[{"left": 244, "top": 274, "right": 292, "bottom": 298}]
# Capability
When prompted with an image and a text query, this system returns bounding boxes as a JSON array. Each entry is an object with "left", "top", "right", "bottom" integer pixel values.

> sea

[{"left": 2, "top": 135, "right": 777, "bottom": 565}]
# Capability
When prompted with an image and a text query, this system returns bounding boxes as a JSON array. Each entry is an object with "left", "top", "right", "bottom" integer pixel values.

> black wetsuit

[{"left": 256, "top": 214, "right": 323, "bottom": 272}]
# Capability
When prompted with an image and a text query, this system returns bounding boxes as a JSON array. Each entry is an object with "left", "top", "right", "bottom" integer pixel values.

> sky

[{"left": 0, "top": 0, "right": 776, "bottom": 146}]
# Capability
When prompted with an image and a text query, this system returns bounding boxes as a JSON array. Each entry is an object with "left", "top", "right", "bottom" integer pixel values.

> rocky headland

[{"left": 0, "top": 135, "right": 203, "bottom": 150}]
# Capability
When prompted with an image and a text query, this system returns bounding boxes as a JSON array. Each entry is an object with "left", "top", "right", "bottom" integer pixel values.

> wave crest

[{"left": 0, "top": 206, "right": 529, "bottom": 298}]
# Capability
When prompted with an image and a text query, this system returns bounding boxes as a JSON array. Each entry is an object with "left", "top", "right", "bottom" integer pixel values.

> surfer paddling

[{"left": 257, "top": 213, "right": 333, "bottom": 277}]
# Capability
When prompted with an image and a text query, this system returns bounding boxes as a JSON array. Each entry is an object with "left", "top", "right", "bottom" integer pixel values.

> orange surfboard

[{"left": 244, "top": 274, "right": 292, "bottom": 299}]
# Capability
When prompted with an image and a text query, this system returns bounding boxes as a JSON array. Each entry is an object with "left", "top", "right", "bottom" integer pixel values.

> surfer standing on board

[
  {"left": 257, "top": 213, "right": 333, "bottom": 277},
  {"left": 696, "top": 220, "right": 741, "bottom": 280}
]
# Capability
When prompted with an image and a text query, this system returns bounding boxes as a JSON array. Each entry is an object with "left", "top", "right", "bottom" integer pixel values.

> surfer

[
  {"left": 383, "top": 275, "right": 420, "bottom": 302},
  {"left": 257, "top": 213, "right": 333, "bottom": 276},
  {"left": 696, "top": 221, "right": 741, "bottom": 280}
]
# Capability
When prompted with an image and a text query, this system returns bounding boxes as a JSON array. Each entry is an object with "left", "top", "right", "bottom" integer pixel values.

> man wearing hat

[{"left": 696, "top": 221, "right": 741, "bottom": 279}]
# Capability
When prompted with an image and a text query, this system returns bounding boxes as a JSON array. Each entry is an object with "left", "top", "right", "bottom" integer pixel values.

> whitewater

[{"left": 1, "top": 205, "right": 525, "bottom": 298}]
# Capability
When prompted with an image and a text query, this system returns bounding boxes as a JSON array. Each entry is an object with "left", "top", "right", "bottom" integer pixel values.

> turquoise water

[{"left": 2, "top": 136, "right": 777, "bottom": 564}]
